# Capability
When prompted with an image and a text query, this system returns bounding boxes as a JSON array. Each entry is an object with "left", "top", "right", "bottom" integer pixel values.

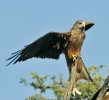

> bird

[
  {"left": 6, "top": 20, "right": 94, "bottom": 81},
  {"left": 92, "top": 75, "right": 109, "bottom": 100}
]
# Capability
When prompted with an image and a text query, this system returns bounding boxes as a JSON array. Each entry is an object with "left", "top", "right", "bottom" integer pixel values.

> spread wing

[{"left": 6, "top": 32, "right": 71, "bottom": 65}]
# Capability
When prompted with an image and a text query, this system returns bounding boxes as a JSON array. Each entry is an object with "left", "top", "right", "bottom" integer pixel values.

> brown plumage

[{"left": 6, "top": 20, "right": 94, "bottom": 81}]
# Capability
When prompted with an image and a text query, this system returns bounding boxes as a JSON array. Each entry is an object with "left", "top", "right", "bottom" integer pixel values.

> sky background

[{"left": 1, "top": 0, "right": 109, "bottom": 99}]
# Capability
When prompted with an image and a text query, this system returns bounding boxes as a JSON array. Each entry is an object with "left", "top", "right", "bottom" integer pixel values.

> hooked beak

[{"left": 85, "top": 21, "right": 94, "bottom": 31}]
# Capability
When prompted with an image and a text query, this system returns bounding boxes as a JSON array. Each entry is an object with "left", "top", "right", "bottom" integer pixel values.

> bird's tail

[{"left": 76, "top": 58, "right": 93, "bottom": 82}]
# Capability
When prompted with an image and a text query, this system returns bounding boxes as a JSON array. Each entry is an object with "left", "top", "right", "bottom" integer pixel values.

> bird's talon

[
  {"left": 72, "top": 55, "right": 78, "bottom": 61},
  {"left": 72, "top": 55, "right": 81, "bottom": 61}
]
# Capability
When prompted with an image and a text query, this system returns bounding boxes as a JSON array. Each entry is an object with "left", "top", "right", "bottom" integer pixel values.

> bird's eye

[{"left": 79, "top": 22, "right": 82, "bottom": 24}]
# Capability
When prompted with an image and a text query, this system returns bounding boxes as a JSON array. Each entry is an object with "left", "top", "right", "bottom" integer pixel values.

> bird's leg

[{"left": 68, "top": 55, "right": 81, "bottom": 81}]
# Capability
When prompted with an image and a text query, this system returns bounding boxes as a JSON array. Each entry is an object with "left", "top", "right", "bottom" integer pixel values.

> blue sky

[{"left": 1, "top": 0, "right": 109, "bottom": 99}]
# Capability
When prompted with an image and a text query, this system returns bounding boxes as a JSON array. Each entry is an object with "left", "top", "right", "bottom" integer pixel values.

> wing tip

[{"left": 6, "top": 50, "right": 22, "bottom": 66}]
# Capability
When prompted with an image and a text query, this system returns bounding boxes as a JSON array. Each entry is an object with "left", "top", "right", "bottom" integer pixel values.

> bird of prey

[
  {"left": 7, "top": 20, "right": 94, "bottom": 81},
  {"left": 92, "top": 75, "right": 109, "bottom": 100}
]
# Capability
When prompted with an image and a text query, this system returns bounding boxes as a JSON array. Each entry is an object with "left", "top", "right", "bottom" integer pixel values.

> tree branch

[
  {"left": 64, "top": 57, "right": 79, "bottom": 100},
  {"left": 64, "top": 56, "right": 93, "bottom": 100}
]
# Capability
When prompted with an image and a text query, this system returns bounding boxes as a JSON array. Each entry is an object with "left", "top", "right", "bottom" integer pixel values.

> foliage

[{"left": 20, "top": 65, "right": 105, "bottom": 100}]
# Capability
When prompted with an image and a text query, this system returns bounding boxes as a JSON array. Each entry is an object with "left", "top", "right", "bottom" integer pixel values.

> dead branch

[{"left": 64, "top": 57, "right": 79, "bottom": 100}]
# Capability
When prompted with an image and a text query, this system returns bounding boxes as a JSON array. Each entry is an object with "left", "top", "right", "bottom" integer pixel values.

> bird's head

[{"left": 71, "top": 20, "right": 94, "bottom": 31}]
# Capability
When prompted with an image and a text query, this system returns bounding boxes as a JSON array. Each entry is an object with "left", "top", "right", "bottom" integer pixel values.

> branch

[
  {"left": 64, "top": 57, "right": 79, "bottom": 100},
  {"left": 64, "top": 56, "right": 93, "bottom": 100}
]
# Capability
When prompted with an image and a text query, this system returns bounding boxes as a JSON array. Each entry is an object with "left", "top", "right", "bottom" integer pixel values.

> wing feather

[{"left": 6, "top": 31, "right": 71, "bottom": 65}]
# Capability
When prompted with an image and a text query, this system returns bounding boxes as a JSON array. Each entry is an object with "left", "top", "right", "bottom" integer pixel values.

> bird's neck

[{"left": 70, "top": 28, "right": 84, "bottom": 34}]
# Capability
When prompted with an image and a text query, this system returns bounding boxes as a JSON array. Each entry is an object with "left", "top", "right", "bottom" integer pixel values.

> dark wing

[
  {"left": 92, "top": 75, "right": 109, "bottom": 100},
  {"left": 6, "top": 32, "right": 71, "bottom": 65}
]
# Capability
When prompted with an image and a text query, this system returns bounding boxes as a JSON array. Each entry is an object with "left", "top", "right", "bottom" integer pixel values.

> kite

[{"left": 7, "top": 20, "right": 94, "bottom": 81}]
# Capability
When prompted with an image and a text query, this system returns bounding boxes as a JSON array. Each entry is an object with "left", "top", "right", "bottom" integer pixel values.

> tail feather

[{"left": 77, "top": 58, "right": 93, "bottom": 82}]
